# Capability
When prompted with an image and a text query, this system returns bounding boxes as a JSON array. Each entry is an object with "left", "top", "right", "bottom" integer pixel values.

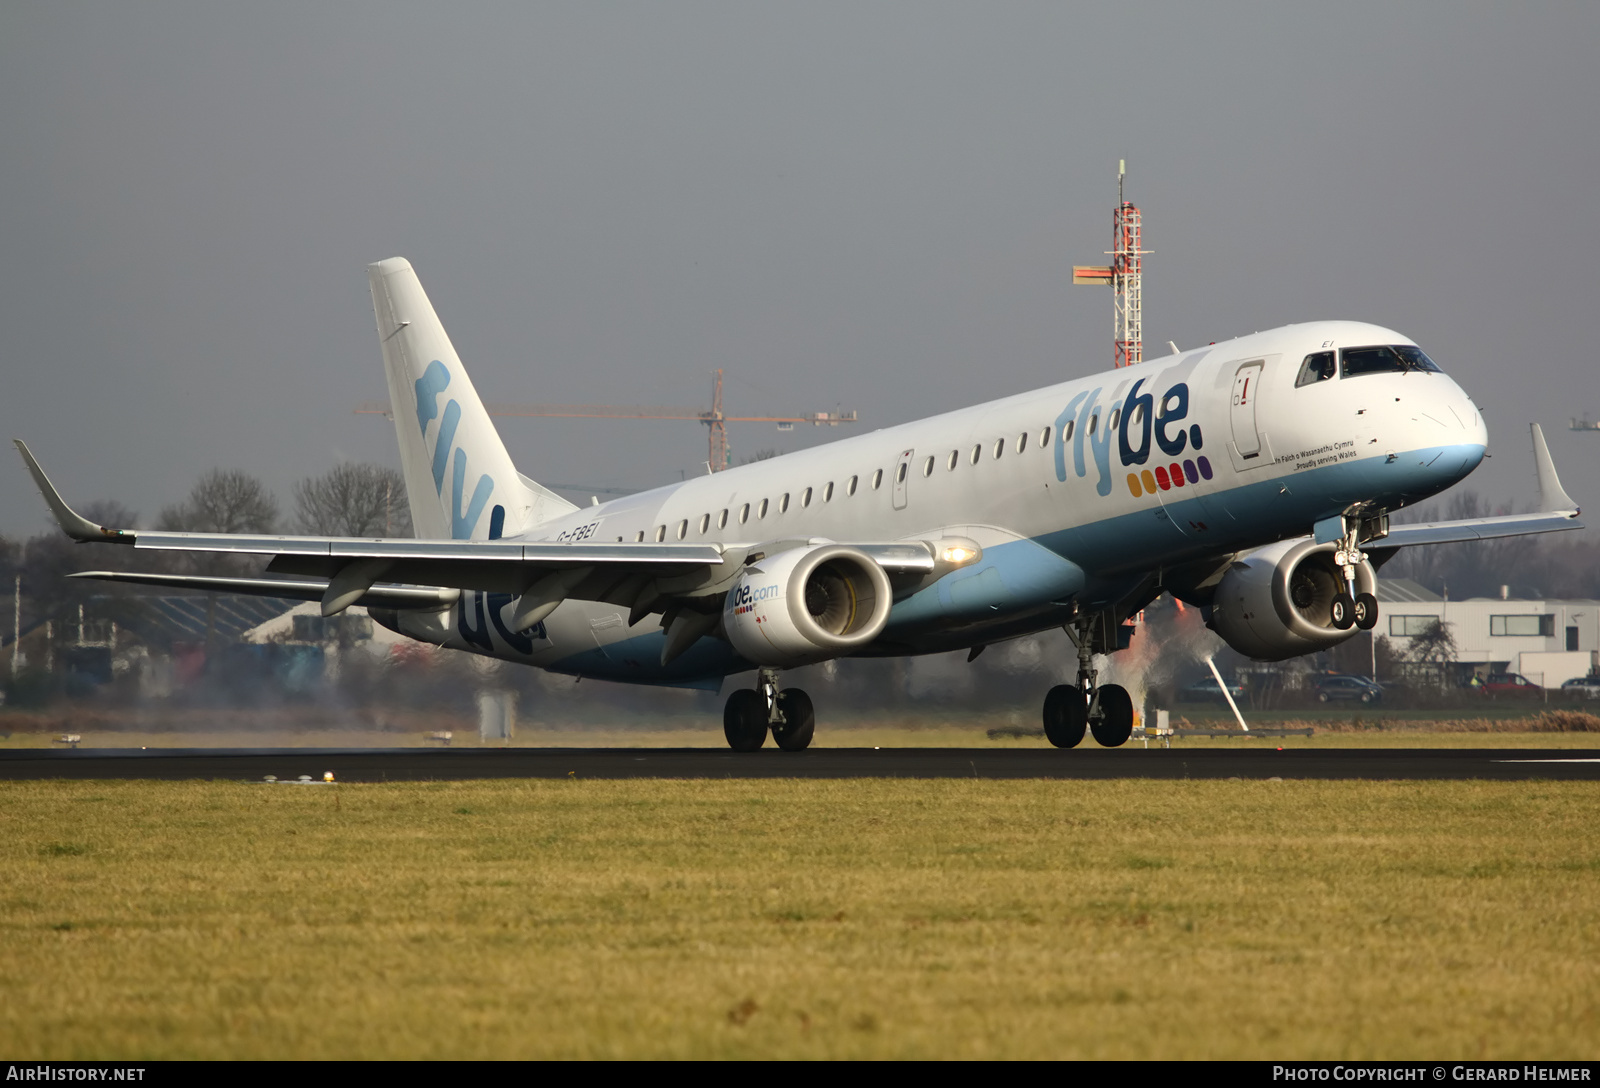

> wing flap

[{"left": 67, "top": 571, "right": 461, "bottom": 612}]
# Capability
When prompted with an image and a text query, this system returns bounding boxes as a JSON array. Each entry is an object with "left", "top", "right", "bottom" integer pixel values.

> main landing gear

[
  {"left": 1042, "top": 614, "right": 1135, "bottom": 748},
  {"left": 1330, "top": 510, "right": 1380, "bottom": 633},
  {"left": 724, "top": 667, "right": 815, "bottom": 752}
]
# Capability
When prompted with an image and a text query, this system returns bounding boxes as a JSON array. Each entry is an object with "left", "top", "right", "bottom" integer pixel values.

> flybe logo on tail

[
  {"left": 415, "top": 360, "right": 505, "bottom": 540},
  {"left": 1053, "top": 378, "right": 1213, "bottom": 498}
]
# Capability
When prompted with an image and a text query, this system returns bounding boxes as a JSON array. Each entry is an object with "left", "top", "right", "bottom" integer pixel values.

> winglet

[
  {"left": 12, "top": 440, "right": 135, "bottom": 544},
  {"left": 1531, "top": 424, "right": 1579, "bottom": 516}
]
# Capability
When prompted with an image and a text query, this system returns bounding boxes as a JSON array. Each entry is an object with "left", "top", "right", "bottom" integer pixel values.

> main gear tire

[
  {"left": 1042, "top": 684, "right": 1088, "bottom": 748},
  {"left": 772, "top": 689, "right": 816, "bottom": 751},
  {"left": 1090, "top": 684, "right": 1135, "bottom": 747},
  {"left": 723, "top": 689, "right": 768, "bottom": 752}
]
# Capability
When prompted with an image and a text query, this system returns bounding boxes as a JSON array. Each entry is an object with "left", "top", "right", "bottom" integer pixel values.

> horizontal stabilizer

[{"left": 68, "top": 571, "right": 462, "bottom": 612}]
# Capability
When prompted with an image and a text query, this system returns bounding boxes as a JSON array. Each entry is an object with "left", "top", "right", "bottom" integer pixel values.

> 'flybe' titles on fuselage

[{"left": 1054, "top": 377, "right": 1212, "bottom": 499}]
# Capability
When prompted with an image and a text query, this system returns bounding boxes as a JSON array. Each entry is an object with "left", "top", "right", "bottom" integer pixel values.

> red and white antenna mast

[{"left": 1074, "top": 160, "right": 1152, "bottom": 368}]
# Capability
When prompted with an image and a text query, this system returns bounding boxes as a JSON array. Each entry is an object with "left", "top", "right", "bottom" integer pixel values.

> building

[{"left": 1377, "top": 579, "right": 1599, "bottom": 687}]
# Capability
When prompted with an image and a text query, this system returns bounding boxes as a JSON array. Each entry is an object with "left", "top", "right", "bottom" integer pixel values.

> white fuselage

[{"left": 383, "top": 320, "right": 1487, "bottom": 685}]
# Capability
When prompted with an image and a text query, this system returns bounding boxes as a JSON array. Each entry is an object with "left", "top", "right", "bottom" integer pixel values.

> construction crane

[
  {"left": 1073, "top": 160, "right": 1151, "bottom": 368},
  {"left": 355, "top": 369, "right": 858, "bottom": 472}
]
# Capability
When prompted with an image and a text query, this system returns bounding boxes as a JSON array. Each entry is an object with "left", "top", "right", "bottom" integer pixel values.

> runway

[{"left": 2, "top": 747, "right": 1598, "bottom": 781}]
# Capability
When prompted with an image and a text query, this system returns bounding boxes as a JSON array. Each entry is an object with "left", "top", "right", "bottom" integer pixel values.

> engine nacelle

[
  {"left": 724, "top": 545, "right": 893, "bottom": 667},
  {"left": 1208, "top": 537, "right": 1378, "bottom": 661}
]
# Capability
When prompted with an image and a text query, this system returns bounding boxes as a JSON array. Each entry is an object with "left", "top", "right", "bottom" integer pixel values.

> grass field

[{"left": 3, "top": 776, "right": 1597, "bottom": 1059}]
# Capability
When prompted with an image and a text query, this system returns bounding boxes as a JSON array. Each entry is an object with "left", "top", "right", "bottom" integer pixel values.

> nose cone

[{"left": 1422, "top": 386, "right": 1487, "bottom": 489}]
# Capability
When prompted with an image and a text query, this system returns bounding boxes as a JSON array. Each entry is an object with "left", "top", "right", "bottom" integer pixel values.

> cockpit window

[
  {"left": 1340, "top": 344, "right": 1443, "bottom": 378},
  {"left": 1296, "top": 351, "right": 1336, "bottom": 387}
]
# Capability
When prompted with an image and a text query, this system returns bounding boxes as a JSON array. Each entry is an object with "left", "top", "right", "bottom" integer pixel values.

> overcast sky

[{"left": 3, "top": 3, "right": 1597, "bottom": 540}]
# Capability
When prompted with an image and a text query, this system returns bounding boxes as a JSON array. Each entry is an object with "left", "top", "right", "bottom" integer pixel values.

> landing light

[{"left": 940, "top": 545, "right": 978, "bottom": 566}]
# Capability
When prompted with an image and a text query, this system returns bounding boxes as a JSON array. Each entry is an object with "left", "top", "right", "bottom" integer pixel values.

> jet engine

[
  {"left": 1207, "top": 538, "right": 1378, "bottom": 661},
  {"left": 724, "top": 544, "right": 893, "bottom": 667}
]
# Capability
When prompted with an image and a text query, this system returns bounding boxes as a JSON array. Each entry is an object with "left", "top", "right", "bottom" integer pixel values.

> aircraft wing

[
  {"left": 1375, "top": 424, "right": 1583, "bottom": 548},
  {"left": 16, "top": 440, "right": 935, "bottom": 623}
]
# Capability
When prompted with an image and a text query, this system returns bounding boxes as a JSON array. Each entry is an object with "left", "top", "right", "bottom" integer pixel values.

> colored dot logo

[{"left": 1127, "top": 456, "right": 1213, "bottom": 497}]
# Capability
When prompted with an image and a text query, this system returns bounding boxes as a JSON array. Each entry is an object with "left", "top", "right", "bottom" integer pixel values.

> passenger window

[
  {"left": 1063, "top": 420, "right": 1074, "bottom": 441},
  {"left": 1296, "top": 351, "right": 1337, "bottom": 387},
  {"left": 801, "top": 487, "right": 812, "bottom": 508},
  {"left": 654, "top": 525, "right": 665, "bottom": 542},
  {"left": 823, "top": 481, "right": 834, "bottom": 501},
  {"left": 739, "top": 503, "right": 750, "bottom": 524},
  {"left": 922, "top": 456, "right": 934, "bottom": 477},
  {"left": 1089, "top": 413, "right": 1098, "bottom": 435},
  {"left": 970, "top": 444, "right": 981, "bottom": 465},
  {"left": 779, "top": 493, "right": 790, "bottom": 513},
  {"left": 717, "top": 509, "right": 728, "bottom": 529},
  {"left": 758, "top": 498, "right": 769, "bottom": 519},
  {"left": 993, "top": 438, "right": 1004, "bottom": 460},
  {"left": 1109, "top": 408, "right": 1121, "bottom": 430},
  {"left": 895, "top": 463, "right": 907, "bottom": 485},
  {"left": 1040, "top": 426, "right": 1051, "bottom": 448},
  {"left": 1016, "top": 432, "right": 1027, "bottom": 454},
  {"left": 846, "top": 476, "right": 857, "bottom": 496},
  {"left": 947, "top": 450, "right": 958, "bottom": 471},
  {"left": 636, "top": 530, "right": 645, "bottom": 542},
  {"left": 676, "top": 519, "right": 688, "bottom": 540},
  {"left": 872, "top": 469, "right": 883, "bottom": 490}
]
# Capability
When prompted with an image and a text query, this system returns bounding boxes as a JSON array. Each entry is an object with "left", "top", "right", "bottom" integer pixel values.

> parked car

[
  {"left": 1312, "top": 675, "right": 1388, "bottom": 710},
  {"left": 1178, "top": 676, "right": 1245, "bottom": 703},
  {"left": 1468, "top": 673, "right": 1543, "bottom": 698},
  {"left": 1559, "top": 676, "right": 1600, "bottom": 699},
  {"left": 1311, "top": 674, "right": 1384, "bottom": 705}
]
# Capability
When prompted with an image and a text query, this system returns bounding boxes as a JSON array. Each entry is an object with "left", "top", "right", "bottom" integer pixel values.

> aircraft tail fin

[{"left": 366, "top": 258, "right": 577, "bottom": 540}]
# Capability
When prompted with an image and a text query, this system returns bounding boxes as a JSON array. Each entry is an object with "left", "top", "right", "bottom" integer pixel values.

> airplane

[{"left": 15, "top": 257, "right": 1585, "bottom": 751}]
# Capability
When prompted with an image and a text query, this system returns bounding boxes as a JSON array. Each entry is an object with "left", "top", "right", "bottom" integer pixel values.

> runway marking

[{"left": 1494, "top": 758, "right": 1600, "bottom": 763}]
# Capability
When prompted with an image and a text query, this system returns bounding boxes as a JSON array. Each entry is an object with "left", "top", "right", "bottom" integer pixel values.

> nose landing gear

[
  {"left": 1331, "top": 508, "right": 1381, "bottom": 632},
  {"left": 723, "top": 667, "right": 815, "bottom": 752}
]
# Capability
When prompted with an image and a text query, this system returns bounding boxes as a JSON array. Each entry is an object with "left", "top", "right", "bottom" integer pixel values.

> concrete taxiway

[{"left": 1, "top": 747, "right": 1598, "bottom": 781}]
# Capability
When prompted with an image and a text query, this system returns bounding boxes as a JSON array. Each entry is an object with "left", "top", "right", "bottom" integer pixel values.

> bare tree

[
  {"left": 159, "top": 470, "right": 279, "bottom": 534},
  {"left": 1404, "top": 618, "right": 1459, "bottom": 691},
  {"left": 293, "top": 463, "right": 411, "bottom": 537}
]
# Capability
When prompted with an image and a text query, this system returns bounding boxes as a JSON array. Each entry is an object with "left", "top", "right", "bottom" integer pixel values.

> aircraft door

[
  {"left": 892, "top": 448, "right": 914, "bottom": 510},
  {"left": 1230, "top": 361, "right": 1264, "bottom": 461}
]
